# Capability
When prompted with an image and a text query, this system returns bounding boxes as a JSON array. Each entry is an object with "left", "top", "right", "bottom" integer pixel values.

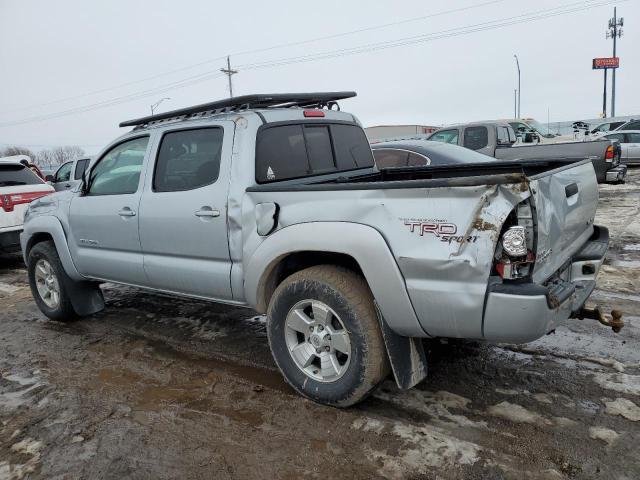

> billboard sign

[{"left": 593, "top": 57, "right": 619, "bottom": 69}]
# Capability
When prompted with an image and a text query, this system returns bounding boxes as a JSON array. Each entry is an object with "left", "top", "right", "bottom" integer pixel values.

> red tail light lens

[
  {"left": 605, "top": 145, "right": 615, "bottom": 161},
  {"left": 0, "top": 191, "right": 52, "bottom": 212},
  {"left": 303, "top": 110, "right": 325, "bottom": 117}
]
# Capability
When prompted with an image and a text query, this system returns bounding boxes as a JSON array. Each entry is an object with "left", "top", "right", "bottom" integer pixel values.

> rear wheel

[
  {"left": 27, "top": 241, "right": 77, "bottom": 321},
  {"left": 267, "top": 265, "right": 389, "bottom": 407}
]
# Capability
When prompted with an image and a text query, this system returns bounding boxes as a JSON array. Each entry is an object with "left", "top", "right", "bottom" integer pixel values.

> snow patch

[
  {"left": 487, "top": 401, "right": 552, "bottom": 425},
  {"left": 374, "top": 387, "right": 487, "bottom": 429},
  {"left": 1, "top": 438, "right": 43, "bottom": 479},
  {"left": 351, "top": 417, "right": 385, "bottom": 434},
  {"left": 605, "top": 397, "right": 640, "bottom": 421},
  {"left": 589, "top": 427, "right": 619, "bottom": 445},
  {"left": 593, "top": 372, "right": 640, "bottom": 396},
  {"left": 0, "top": 282, "right": 21, "bottom": 294}
]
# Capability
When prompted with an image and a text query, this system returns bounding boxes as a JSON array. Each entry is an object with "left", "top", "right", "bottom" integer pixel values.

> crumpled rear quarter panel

[{"left": 245, "top": 183, "right": 529, "bottom": 338}]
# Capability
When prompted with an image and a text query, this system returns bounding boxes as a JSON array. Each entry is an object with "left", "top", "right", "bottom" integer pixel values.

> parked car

[
  {"left": 613, "top": 119, "right": 640, "bottom": 132},
  {"left": 21, "top": 92, "right": 616, "bottom": 407},
  {"left": 596, "top": 131, "right": 640, "bottom": 165},
  {"left": 46, "top": 157, "right": 92, "bottom": 192},
  {"left": 0, "top": 158, "right": 54, "bottom": 253},
  {"left": 591, "top": 120, "right": 627, "bottom": 135},
  {"left": 427, "top": 120, "right": 627, "bottom": 184},
  {"left": 371, "top": 140, "right": 492, "bottom": 168}
]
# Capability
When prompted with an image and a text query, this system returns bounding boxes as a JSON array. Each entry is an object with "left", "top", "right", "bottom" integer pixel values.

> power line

[
  {"left": 0, "top": 0, "right": 622, "bottom": 128},
  {"left": 0, "top": 0, "right": 507, "bottom": 115}
]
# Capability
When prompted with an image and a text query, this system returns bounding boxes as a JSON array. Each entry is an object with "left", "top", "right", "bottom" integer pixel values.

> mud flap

[
  {"left": 64, "top": 278, "right": 105, "bottom": 316},
  {"left": 375, "top": 305, "right": 428, "bottom": 389}
]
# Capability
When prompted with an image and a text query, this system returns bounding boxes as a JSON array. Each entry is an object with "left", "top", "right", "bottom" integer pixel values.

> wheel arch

[{"left": 244, "top": 222, "right": 426, "bottom": 337}]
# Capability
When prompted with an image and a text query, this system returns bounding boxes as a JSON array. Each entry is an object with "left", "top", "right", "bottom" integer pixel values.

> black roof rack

[{"left": 119, "top": 91, "right": 356, "bottom": 128}]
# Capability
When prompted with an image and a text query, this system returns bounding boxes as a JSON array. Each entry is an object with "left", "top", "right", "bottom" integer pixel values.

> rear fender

[{"left": 244, "top": 222, "right": 426, "bottom": 337}]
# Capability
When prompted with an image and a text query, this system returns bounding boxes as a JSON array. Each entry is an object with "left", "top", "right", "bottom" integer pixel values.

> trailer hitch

[{"left": 574, "top": 306, "right": 624, "bottom": 333}]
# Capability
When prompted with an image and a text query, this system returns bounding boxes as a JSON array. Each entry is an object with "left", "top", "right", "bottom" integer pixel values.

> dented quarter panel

[{"left": 243, "top": 182, "right": 529, "bottom": 338}]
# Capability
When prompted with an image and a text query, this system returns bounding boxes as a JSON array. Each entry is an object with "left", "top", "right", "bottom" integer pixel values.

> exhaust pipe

[{"left": 573, "top": 306, "right": 624, "bottom": 333}]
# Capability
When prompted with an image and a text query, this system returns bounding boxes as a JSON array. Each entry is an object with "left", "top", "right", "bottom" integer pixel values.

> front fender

[
  {"left": 21, "top": 215, "right": 84, "bottom": 281},
  {"left": 244, "top": 222, "right": 428, "bottom": 337}
]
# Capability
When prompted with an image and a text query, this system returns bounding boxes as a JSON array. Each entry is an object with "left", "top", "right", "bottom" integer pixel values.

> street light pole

[
  {"left": 151, "top": 97, "right": 171, "bottom": 115},
  {"left": 514, "top": 54, "right": 521, "bottom": 118}
]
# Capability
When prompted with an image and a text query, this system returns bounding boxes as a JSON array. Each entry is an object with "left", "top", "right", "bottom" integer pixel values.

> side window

[
  {"left": 373, "top": 149, "right": 409, "bottom": 168},
  {"left": 605, "top": 133, "right": 625, "bottom": 142},
  {"left": 496, "top": 127, "right": 510, "bottom": 145},
  {"left": 74, "top": 159, "right": 89, "bottom": 180},
  {"left": 154, "top": 128, "right": 224, "bottom": 192},
  {"left": 55, "top": 162, "right": 72, "bottom": 182},
  {"left": 621, "top": 121, "right": 640, "bottom": 130},
  {"left": 627, "top": 133, "right": 640, "bottom": 143},
  {"left": 430, "top": 129, "right": 459, "bottom": 144},
  {"left": 88, "top": 136, "right": 149, "bottom": 195},
  {"left": 407, "top": 152, "right": 429, "bottom": 166},
  {"left": 463, "top": 127, "right": 489, "bottom": 150}
]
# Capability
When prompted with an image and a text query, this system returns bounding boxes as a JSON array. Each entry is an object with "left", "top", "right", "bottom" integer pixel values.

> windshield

[{"left": 523, "top": 120, "right": 556, "bottom": 138}]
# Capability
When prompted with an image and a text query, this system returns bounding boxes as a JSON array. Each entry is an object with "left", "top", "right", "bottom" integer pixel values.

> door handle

[
  {"left": 118, "top": 208, "right": 136, "bottom": 217},
  {"left": 64, "top": 183, "right": 71, "bottom": 189},
  {"left": 195, "top": 207, "right": 220, "bottom": 218}
]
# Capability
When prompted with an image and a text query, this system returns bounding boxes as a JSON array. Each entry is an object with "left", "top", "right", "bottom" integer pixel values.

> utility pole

[
  {"left": 602, "top": 68, "right": 608, "bottom": 118},
  {"left": 606, "top": 7, "right": 623, "bottom": 117},
  {"left": 220, "top": 56, "right": 238, "bottom": 98},
  {"left": 513, "top": 54, "right": 521, "bottom": 118}
]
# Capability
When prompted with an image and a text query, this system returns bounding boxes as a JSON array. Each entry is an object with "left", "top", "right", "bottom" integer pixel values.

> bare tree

[
  {"left": 36, "top": 145, "right": 86, "bottom": 168},
  {"left": 0, "top": 145, "right": 36, "bottom": 159}
]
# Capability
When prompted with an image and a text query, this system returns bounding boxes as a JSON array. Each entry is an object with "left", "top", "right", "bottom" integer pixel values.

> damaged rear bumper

[
  {"left": 605, "top": 164, "right": 627, "bottom": 183},
  {"left": 482, "top": 225, "right": 613, "bottom": 343}
]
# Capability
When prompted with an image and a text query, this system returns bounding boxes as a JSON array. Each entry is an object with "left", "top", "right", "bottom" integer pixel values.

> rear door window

[
  {"left": 256, "top": 123, "right": 373, "bottom": 183},
  {"left": 605, "top": 133, "right": 625, "bottom": 142},
  {"left": 463, "top": 127, "right": 489, "bottom": 150},
  {"left": 0, "top": 164, "right": 42, "bottom": 186},
  {"left": 153, "top": 127, "right": 224, "bottom": 192},
  {"left": 627, "top": 133, "right": 640, "bottom": 143},
  {"left": 621, "top": 121, "right": 640, "bottom": 130}
]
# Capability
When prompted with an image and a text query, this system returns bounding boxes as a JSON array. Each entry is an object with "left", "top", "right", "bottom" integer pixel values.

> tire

[
  {"left": 27, "top": 241, "right": 78, "bottom": 321},
  {"left": 267, "top": 265, "right": 389, "bottom": 407}
]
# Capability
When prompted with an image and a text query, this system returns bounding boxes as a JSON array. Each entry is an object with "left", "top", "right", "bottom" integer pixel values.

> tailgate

[{"left": 528, "top": 159, "right": 598, "bottom": 283}]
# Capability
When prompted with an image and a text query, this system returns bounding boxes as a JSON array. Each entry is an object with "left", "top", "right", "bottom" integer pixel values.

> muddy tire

[
  {"left": 27, "top": 241, "right": 77, "bottom": 321},
  {"left": 267, "top": 265, "right": 389, "bottom": 407}
]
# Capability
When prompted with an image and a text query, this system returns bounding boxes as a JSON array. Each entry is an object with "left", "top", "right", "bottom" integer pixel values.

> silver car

[{"left": 599, "top": 131, "right": 640, "bottom": 165}]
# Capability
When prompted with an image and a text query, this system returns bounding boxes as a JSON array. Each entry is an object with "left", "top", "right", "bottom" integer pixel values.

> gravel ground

[{"left": 1, "top": 169, "right": 639, "bottom": 480}]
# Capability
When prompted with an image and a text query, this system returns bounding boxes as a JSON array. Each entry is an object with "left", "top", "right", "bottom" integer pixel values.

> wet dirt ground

[{"left": 1, "top": 171, "right": 640, "bottom": 480}]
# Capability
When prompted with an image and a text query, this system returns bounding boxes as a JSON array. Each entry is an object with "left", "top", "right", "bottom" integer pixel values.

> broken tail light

[{"left": 494, "top": 204, "right": 536, "bottom": 280}]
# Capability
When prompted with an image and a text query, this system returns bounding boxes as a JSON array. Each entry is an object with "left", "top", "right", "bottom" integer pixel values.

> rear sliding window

[
  {"left": 255, "top": 123, "right": 374, "bottom": 183},
  {"left": 0, "top": 164, "right": 42, "bottom": 186}
]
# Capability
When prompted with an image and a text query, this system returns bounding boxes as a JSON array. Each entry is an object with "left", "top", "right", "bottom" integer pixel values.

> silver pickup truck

[{"left": 20, "top": 92, "right": 620, "bottom": 407}]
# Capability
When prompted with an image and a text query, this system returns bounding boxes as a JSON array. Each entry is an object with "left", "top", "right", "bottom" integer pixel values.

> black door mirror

[{"left": 45, "top": 174, "right": 54, "bottom": 182}]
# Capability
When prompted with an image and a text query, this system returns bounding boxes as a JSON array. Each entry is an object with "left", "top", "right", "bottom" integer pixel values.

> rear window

[
  {"left": 255, "top": 123, "right": 374, "bottom": 183},
  {"left": 0, "top": 164, "right": 42, "bottom": 186}
]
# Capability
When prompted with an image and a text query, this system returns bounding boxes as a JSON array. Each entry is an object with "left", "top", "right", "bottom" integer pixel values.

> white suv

[{"left": 0, "top": 158, "right": 54, "bottom": 253}]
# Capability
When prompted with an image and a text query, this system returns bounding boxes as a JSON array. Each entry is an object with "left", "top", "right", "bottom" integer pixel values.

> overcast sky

[{"left": 1, "top": 0, "right": 638, "bottom": 155}]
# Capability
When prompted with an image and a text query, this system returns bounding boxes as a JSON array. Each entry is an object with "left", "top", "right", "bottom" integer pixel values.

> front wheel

[
  {"left": 267, "top": 265, "right": 389, "bottom": 407},
  {"left": 27, "top": 241, "right": 78, "bottom": 321}
]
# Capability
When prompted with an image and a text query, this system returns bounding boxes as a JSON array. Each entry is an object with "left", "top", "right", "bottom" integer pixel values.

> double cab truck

[
  {"left": 21, "top": 93, "right": 622, "bottom": 406},
  {"left": 428, "top": 120, "right": 627, "bottom": 184}
]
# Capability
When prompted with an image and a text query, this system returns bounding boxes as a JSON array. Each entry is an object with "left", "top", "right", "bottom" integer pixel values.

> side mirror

[{"left": 45, "top": 175, "right": 54, "bottom": 182}]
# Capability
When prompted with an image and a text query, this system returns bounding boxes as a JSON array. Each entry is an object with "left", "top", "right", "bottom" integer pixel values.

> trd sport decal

[{"left": 402, "top": 219, "right": 479, "bottom": 244}]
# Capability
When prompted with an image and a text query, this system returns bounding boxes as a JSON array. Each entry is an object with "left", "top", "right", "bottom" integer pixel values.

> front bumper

[
  {"left": 482, "top": 226, "right": 609, "bottom": 343},
  {"left": 606, "top": 164, "right": 627, "bottom": 183}
]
